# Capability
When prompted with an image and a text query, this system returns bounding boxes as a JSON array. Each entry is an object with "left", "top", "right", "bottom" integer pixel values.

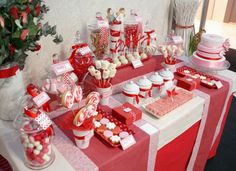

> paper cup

[
  {"left": 97, "top": 85, "right": 112, "bottom": 105},
  {"left": 73, "top": 130, "right": 94, "bottom": 149}
]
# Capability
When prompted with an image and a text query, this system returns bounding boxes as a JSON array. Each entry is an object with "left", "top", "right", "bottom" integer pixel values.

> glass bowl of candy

[{"left": 15, "top": 115, "right": 55, "bottom": 170}]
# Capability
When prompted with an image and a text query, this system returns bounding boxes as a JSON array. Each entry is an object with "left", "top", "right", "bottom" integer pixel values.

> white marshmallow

[
  {"left": 28, "top": 143, "right": 34, "bottom": 148},
  {"left": 42, "top": 154, "right": 51, "bottom": 162},
  {"left": 33, "top": 149, "right": 40, "bottom": 155},
  {"left": 36, "top": 144, "right": 43, "bottom": 151}
]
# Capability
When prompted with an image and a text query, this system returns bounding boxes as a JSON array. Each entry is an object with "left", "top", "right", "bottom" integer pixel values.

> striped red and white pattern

[{"left": 0, "top": 155, "right": 12, "bottom": 171}]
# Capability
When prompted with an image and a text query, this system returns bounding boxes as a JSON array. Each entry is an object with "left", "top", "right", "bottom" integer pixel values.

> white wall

[{"left": 23, "top": 0, "right": 171, "bottom": 85}]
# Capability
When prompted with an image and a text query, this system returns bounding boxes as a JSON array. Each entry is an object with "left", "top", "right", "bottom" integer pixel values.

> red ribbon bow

[
  {"left": 166, "top": 88, "right": 178, "bottom": 101},
  {"left": 122, "top": 91, "right": 140, "bottom": 104},
  {"left": 139, "top": 87, "right": 152, "bottom": 98},
  {"left": 26, "top": 84, "right": 50, "bottom": 112}
]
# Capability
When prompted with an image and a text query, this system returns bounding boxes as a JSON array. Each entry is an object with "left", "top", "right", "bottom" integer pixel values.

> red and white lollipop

[
  {"left": 85, "top": 92, "right": 100, "bottom": 107},
  {"left": 61, "top": 90, "right": 74, "bottom": 108},
  {"left": 73, "top": 85, "right": 83, "bottom": 103},
  {"left": 73, "top": 107, "right": 87, "bottom": 127}
]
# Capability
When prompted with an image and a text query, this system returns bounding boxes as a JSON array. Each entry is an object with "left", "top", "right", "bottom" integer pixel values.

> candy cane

[{"left": 73, "top": 85, "right": 83, "bottom": 103}]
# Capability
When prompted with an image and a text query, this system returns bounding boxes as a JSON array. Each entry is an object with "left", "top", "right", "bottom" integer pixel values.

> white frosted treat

[
  {"left": 109, "top": 63, "right": 117, "bottom": 70},
  {"left": 140, "top": 52, "right": 147, "bottom": 59},
  {"left": 94, "top": 121, "right": 101, "bottom": 128},
  {"left": 106, "top": 122, "right": 116, "bottom": 130},
  {"left": 102, "top": 69, "right": 110, "bottom": 79},
  {"left": 33, "top": 149, "right": 40, "bottom": 155},
  {"left": 109, "top": 69, "right": 117, "bottom": 78},
  {"left": 110, "top": 135, "right": 121, "bottom": 143},
  {"left": 95, "top": 60, "right": 102, "bottom": 69}
]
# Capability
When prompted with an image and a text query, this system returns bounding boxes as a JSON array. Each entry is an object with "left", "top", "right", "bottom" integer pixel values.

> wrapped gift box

[
  {"left": 112, "top": 102, "right": 142, "bottom": 125},
  {"left": 176, "top": 76, "right": 200, "bottom": 91}
]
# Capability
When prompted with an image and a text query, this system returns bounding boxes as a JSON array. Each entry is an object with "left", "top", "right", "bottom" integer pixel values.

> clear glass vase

[{"left": 15, "top": 114, "right": 55, "bottom": 170}]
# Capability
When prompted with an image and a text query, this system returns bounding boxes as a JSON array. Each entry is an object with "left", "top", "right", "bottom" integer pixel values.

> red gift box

[
  {"left": 112, "top": 102, "right": 142, "bottom": 126},
  {"left": 176, "top": 76, "right": 200, "bottom": 91}
]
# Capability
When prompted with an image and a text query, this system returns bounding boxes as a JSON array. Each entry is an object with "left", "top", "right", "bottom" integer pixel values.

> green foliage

[{"left": 0, "top": 0, "right": 63, "bottom": 69}]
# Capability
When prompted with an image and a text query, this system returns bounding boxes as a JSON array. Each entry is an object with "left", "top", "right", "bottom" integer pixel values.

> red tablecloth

[
  {"left": 155, "top": 121, "right": 201, "bottom": 171},
  {"left": 175, "top": 67, "right": 230, "bottom": 171},
  {"left": 53, "top": 110, "right": 150, "bottom": 171}
]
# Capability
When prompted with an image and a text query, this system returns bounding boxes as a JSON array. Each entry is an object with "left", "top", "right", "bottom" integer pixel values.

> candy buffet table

[{"left": 0, "top": 56, "right": 236, "bottom": 171}]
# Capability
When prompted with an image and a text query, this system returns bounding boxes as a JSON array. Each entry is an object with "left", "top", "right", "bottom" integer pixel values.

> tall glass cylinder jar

[{"left": 16, "top": 115, "right": 55, "bottom": 169}]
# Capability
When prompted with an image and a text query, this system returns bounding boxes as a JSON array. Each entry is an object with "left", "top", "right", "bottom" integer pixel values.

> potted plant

[{"left": 0, "top": 0, "right": 62, "bottom": 120}]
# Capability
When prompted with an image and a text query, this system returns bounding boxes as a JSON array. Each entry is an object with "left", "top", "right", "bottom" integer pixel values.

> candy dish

[{"left": 94, "top": 108, "right": 134, "bottom": 147}]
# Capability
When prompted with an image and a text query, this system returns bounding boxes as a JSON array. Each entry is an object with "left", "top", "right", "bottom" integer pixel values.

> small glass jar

[{"left": 15, "top": 115, "right": 55, "bottom": 170}]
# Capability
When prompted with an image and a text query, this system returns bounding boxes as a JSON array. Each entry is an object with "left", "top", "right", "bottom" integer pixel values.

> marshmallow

[
  {"left": 109, "top": 63, "right": 117, "bottom": 70},
  {"left": 102, "top": 69, "right": 110, "bottom": 79},
  {"left": 94, "top": 70, "right": 101, "bottom": 80},
  {"left": 33, "top": 149, "right": 40, "bottom": 155},
  {"left": 101, "top": 60, "right": 110, "bottom": 70},
  {"left": 95, "top": 60, "right": 102, "bottom": 69},
  {"left": 36, "top": 144, "right": 43, "bottom": 151},
  {"left": 114, "top": 61, "right": 121, "bottom": 67},
  {"left": 28, "top": 143, "right": 34, "bottom": 148},
  {"left": 109, "top": 69, "right": 117, "bottom": 78},
  {"left": 42, "top": 154, "right": 50, "bottom": 162},
  {"left": 88, "top": 66, "right": 96, "bottom": 76}
]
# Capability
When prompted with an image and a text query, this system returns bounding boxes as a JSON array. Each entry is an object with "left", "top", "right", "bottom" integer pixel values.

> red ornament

[
  {"left": 33, "top": 44, "right": 41, "bottom": 51},
  {"left": 35, "top": 4, "right": 41, "bottom": 16},
  {"left": 9, "top": 6, "right": 19, "bottom": 19}
]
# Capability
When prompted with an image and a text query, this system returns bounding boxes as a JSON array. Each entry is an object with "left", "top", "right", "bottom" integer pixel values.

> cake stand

[{"left": 188, "top": 56, "right": 230, "bottom": 73}]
